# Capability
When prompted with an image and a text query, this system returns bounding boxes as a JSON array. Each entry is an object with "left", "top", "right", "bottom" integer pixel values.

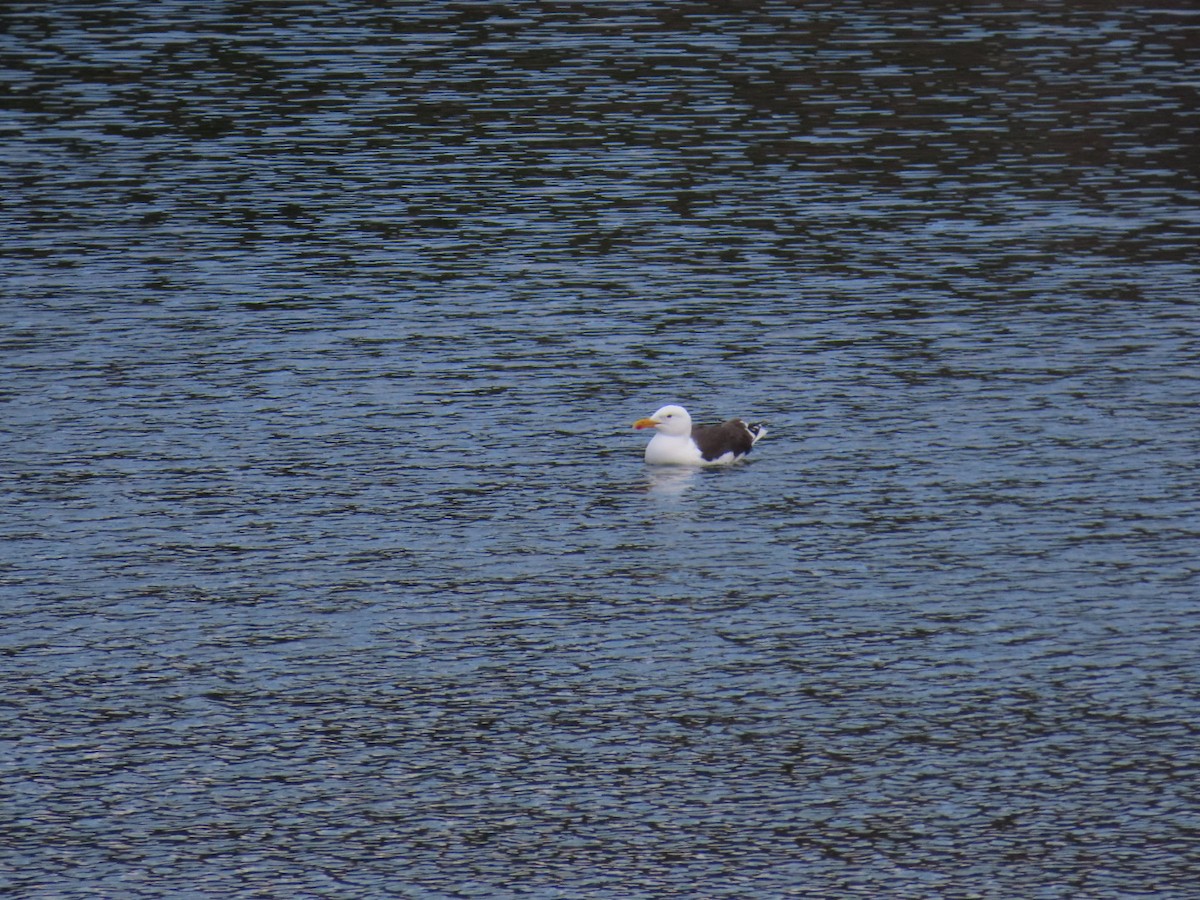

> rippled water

[{"left": 4, "top": 2, "right": 1200, "bottom": 896}]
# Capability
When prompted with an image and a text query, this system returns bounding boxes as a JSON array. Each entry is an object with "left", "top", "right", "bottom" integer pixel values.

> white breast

[{"left": 645, "top": 433, "right": 703, "bottom": 465}]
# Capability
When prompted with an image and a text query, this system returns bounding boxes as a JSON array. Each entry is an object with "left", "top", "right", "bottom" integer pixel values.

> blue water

[{"left": 3, "top": 2, "right": 1199, "bottom": 896}]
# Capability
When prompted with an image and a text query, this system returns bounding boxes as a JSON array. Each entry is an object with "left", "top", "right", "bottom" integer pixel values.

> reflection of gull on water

[{"left": 645, "top": 466, "right": 700, "bottom": 496}]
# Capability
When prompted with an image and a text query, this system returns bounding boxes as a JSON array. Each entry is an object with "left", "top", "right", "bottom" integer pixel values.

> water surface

[{"left": 3, "top": 2, "right": 1199, "bottom": 896}]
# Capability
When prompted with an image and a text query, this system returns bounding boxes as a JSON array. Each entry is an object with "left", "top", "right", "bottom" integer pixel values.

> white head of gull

[{"left": 633, "top": 404, "right": 766, "bottom": 466}]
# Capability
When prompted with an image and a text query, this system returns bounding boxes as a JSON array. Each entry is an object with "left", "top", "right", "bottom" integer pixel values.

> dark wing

[{"left": 691, "top": 419, "right": 756, "bottom": 462}]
